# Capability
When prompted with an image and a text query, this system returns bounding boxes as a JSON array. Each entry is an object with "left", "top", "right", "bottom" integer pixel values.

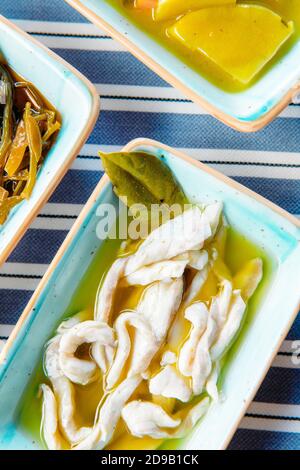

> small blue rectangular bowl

[
  {"left": 0, "top": 15, "right": 100, "bottom": 265},
  {"left": 66, "top": 0, "right": 300, "bottom": 131},
  {"left": 0, "top": 138, "right": 299, "bottom": 450}
]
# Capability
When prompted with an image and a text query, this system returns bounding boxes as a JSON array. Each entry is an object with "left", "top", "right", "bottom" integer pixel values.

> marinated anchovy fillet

[
  {"left": 58, "top": 321, "right": 115, "bottom": 385},
  {"left": 178, "top": 302, "right": 209, "bottom": 377},
  {"left": 121, "top": 401, "right": 181, "bottom": 439},
  {"left": 43, "top": 336, "right": 92, "bottom": 445},
  {"left": 124, "top": 203, "right": 222, "bottom": 275},
  {"left": 149, "top": 365, "right": 192, "bottom": 402},
  {"left": 0, "top": 61, "right": 60, "bottom": 224},
  {"left": 39, "top": 151, "right": 263, "bottom": 450},
  {"left": 106, "top": 311, "right": 156, "bottom": 389},
  {"left": 74, "top": 375, "right": 142, "bottom": 450},
  {"left": 124, "top": 258, "right": 188, "bottom": 285},
  {"left": 40, "top": 384, "right": 63, "bottom": 450}
]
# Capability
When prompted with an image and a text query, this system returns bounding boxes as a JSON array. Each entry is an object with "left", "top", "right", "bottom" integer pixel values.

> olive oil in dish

[
  {"left": 108, "top": 0, "right": 300, "bottom": 92},
  {"left": 19, "top": 151, "right": 274, "bottom": 450}
]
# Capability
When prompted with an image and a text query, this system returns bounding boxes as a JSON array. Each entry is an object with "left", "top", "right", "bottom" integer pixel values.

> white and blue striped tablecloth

[{"left": 1, "top": 0, "right": 299, "bottom": 451}]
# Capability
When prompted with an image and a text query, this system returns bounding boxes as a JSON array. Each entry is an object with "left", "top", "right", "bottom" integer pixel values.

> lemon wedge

[
  {"left": 154, "top": 0, "right": 235, "bottom": 21},
  {"left": 167, "top": 4, "right": 294, "bottom": 83}
]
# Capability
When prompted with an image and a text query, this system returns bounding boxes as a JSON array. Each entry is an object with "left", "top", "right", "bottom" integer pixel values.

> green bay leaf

[{"left": 100, "top": 151, "right": 188, "bottom": 209}]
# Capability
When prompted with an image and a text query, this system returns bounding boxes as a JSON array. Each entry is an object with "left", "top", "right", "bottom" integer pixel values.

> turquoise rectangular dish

[
  {"left": 66, "top": 0, "right": 300, "bottom": 131},
  {"left": 0, "top": 138, "right": 299, "bottom": 450},
  {"left": 0, "top": 15, "right": 100, "bottom": 265}
]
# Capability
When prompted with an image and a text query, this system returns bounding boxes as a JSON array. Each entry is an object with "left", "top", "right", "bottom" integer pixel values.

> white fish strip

[
  {"left": 121, "top": 401, "right": 181, "bottom": 439},
  {"left": 40, "top": 384, "right": 63, "bottom": 451},
  {"left": 190, "top": 282, "right": 235, "bottom": 394},
  {"left": 178, "top": 302, "right": 209, "bottom": 377},
  {"left": 204, "top": 204, "right": 223, "bottom": 239},
  {"left": 192, "top": 310, "right": 218, "bottom": 395},
  {"left": 45, "top": 336, "right": 92, "bottom": 444},
  {"left": 160, "top": 350, "right": 177, "bottom": 366},
  {"left": 189, "top": 283, "right": 245, "bottom": 394},
  {"left": 186, "top": 250, "right": 209, "bottom": 271},
  {"left": 129, "top": 278, "right": 183, "bottom": 378},
  {"left": 125, "top": 259, "right": 188, "bottom": 286},
  {"left": 95, "top": 257, "right": 128, "bottom": 324},
  {"left": 210, "top": 280, "right": 233, "bottom": 330},
  {"left": 74, "top": 375, "right": 142, "bottom": 450},
  {"left": 52, "top": 378, "right": 92, "bottom": 445},
  {"left": 124, "top": 204, "right": 222, "bottom": 276},
  {"left": 58, "top": 321, "right": 115, "bottom": 385},
  {"left": 136, "top": 278, "right": 183, "bottom": 343},
  {"left": 56, "top": 317, "right": 80, "bottom": 335},
  {"left": 100, "top": 375, "right": 143, "bottom": 444},
  {"left": 183, "top": 265, "right": 209, "bottom": 306},
  {"left": 211, "top": 291, "right": 246, "bottom": 361},
  {"left": 122, "top": 397, "right": 211, "bottom": 440},
  {"left": 93, "top": 205, "right": 218, "bottom": 377},
  {"left": 173, "top": 397, "right": 210, "bottom": 438},
  {"left": 106, "top": 311, "right": 157, "bottom": 390},
  {"left": 94, "top": 257, "right": 128, "bottom": 373},
  {"left": 206, "top": 362, "right": 221, "bottom": 402},
  {"left": 149, "top": 365, "right": 192, "bottom": 403},
  {"left": 44, "top": 336, "right": 64, "bottom": 380},
  {"left": 92, "top": 341, "right": 115, "bottom": 375}
]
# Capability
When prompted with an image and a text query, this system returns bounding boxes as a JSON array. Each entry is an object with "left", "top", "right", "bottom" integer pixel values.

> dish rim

[
  {"left": 0, "top": 137, "right": 299, "bottom": 450},
  {"left": 65, "top": 0, "right": 300, "bottom": 132},
  {"left": 0, "top": 14, "right": 100, "bottom": 266}
]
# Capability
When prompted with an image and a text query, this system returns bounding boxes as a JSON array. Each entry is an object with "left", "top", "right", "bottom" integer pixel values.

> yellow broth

[
  {"left": 108, "top": 0, "right": 300, "bottom": 92},
  {"left": 19, "top": 220, "right": 274, "bottom": 450}
]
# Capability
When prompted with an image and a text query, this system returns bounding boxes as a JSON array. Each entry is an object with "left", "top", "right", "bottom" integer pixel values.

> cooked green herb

[{"left": 100, "top": 151, "right": 188, "bottom": 209}]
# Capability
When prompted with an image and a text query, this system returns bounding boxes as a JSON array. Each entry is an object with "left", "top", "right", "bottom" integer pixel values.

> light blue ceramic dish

[
  {"left": 66, "top": 0, "right": 300, "bottom": 131},
  {"left": 0, "top": 138, "right": 299, "bottom": 450},
  {"left": 0, "top": 15, "right": 100, "bottom": 265}
]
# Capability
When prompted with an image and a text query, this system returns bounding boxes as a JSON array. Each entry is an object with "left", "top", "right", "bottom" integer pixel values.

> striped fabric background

[{"left": 1, "top": 0, "right": 300, "bottom": 450}]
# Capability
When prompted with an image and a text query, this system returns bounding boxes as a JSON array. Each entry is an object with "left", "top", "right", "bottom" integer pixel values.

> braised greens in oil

[
  {"left": 0, "top": 62, "right": 60, "bottom": 224},
  {"left": 111, "top": 1, "right": 300, "bottom": 91}
]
